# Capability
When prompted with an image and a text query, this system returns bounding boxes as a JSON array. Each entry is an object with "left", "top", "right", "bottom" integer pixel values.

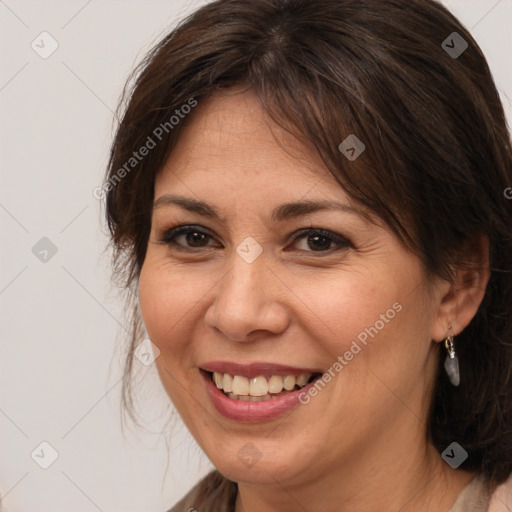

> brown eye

[
  {"left": 289, "top": 228, "right": 352, "bottom": 254},
  {"left": 160, "top": 225, "right": 218, "bottom": 250},
  {"left": 183, "top": 231, "right": 210, "bottom": 247}
]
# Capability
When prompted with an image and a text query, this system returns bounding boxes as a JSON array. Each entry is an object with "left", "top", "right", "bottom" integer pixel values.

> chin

[{"left": 204, "top": 438, "right": 312, "bottom": 486}]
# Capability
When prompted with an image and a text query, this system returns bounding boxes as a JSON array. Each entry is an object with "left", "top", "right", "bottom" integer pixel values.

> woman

[{"left": 103, "top": 0, "right": 512, "bottom": 510}]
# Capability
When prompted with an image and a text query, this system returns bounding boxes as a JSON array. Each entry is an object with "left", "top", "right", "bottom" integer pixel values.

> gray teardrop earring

[{"left": 444, "top": 334, "right": 460, "bottom": 386}]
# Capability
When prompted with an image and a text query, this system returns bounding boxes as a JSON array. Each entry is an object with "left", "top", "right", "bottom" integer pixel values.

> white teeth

[
  {"left": 211, "top": 371, "right": 313, "bottom": 398},
  {"left": 296, "top": 374, "right": 309, "bottom": 387},
  {"left": 232, "top": 375, "right": 250, "bottom": 396},
  {"left": 283, "top": 375, "right": 296, "bottom": 391},
  {"left": 249, "top": 376, "right": 268, "bottom": 396},
  {"left": 222, "top": 373, "right": 233, "bottom": 393},
  {"left": 268, "top": 375, "right": 284, "bottom": 393}
]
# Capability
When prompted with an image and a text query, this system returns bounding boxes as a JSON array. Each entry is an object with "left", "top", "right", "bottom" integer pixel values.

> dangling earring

[{"left": 443, "top": 334, "right": 460, "bottom": 386}]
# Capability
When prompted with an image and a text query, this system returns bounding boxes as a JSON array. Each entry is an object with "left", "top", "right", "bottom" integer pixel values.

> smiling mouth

[{"left": 208, "top": 371, "right": 322, "bottom": 401}]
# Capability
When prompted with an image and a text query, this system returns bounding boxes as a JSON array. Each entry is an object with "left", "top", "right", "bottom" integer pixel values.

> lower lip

[{"left": 201, "top": 370, "right": 318, "bottom": 423}]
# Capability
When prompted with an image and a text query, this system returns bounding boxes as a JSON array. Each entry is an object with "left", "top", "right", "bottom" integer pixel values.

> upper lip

[{"left": 200, "top": 361, "right": 322, "bottom": 378}]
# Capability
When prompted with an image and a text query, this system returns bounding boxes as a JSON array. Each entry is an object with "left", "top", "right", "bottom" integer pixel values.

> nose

[{"left": 204, "top": 254, "right": 290, "bottom": 342}]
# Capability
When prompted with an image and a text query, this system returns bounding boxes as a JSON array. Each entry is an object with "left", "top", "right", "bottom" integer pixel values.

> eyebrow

[{"left": 153, "top": 194, "right": 366, "bottom": 222}]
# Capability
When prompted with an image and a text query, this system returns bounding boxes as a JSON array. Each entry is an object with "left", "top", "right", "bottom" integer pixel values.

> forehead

[{"left": 155, "top": 90, "right": 349, "bottom": 203}]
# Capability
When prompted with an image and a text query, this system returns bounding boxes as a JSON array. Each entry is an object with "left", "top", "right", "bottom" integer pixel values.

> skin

[{"left": 138, "top": 89, "right": 489, "bottom": 512}]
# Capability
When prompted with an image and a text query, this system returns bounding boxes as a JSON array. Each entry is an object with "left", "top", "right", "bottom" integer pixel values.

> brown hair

[{"left": 104, "top": 0, "right": 512, "bottom": 486}]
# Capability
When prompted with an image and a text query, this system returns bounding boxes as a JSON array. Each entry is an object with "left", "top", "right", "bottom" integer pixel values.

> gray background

[{"left": 1, "top": 1, "right": 511, "bottom": 511}]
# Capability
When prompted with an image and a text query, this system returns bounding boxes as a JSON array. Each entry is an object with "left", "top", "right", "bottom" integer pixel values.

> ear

[{"left": 430, "top": 234, "right": 490, "bottom": 341}]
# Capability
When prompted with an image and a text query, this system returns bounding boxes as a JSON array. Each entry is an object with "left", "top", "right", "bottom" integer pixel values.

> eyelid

[
  {"left": 288, "top": 227, "right": 352, "bottom": 248},
  {"left": 158, "top": 224, "right": 353, "bottom": 253},
  {"left": 159, "top": 224, "right": 218, "bottom": 246}
]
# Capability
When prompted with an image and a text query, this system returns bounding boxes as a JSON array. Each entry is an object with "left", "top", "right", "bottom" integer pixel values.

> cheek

[
  {"left": 290, "top": 267, "right": 403, "bottom": 346},
  {"left": 293, "top": 262, "right": 430, "bottom": 390},
  {"left": 138, "top": 263, "right": 168, "bottom": 341},
  {"left": 138, "top": 260, "right": 206, "bottom": 409},
  {"left": 138, "top": 257, "right": 202, "bottom": 346}
]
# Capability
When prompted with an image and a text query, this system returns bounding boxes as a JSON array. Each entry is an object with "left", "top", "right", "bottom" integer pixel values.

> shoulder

[
  {"left": 488, "top": 474, "right": 512, "bottom": 512},
  {"left": 166, "top": 470, "right": 237, "bottom": 512},
  {"left": 449, "top": 474, "right": 512, "bottom": 512}
]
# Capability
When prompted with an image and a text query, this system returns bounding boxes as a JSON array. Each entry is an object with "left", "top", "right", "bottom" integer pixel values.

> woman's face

[{"left": 138, "top": 90, "right": 447, "bottom": 486}]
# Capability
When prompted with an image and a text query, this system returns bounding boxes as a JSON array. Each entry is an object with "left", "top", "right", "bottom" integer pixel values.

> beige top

[
  {"left": 448, "top": 475, "right": 491, "bottom": 512},
  {"left": 168, "top": 471, "right": 499, "bottom": 512}
]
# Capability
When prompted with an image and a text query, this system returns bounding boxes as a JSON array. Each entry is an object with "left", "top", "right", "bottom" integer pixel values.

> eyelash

[{"left": 158, "top": 224, "right": 353, "bottom": 255}]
